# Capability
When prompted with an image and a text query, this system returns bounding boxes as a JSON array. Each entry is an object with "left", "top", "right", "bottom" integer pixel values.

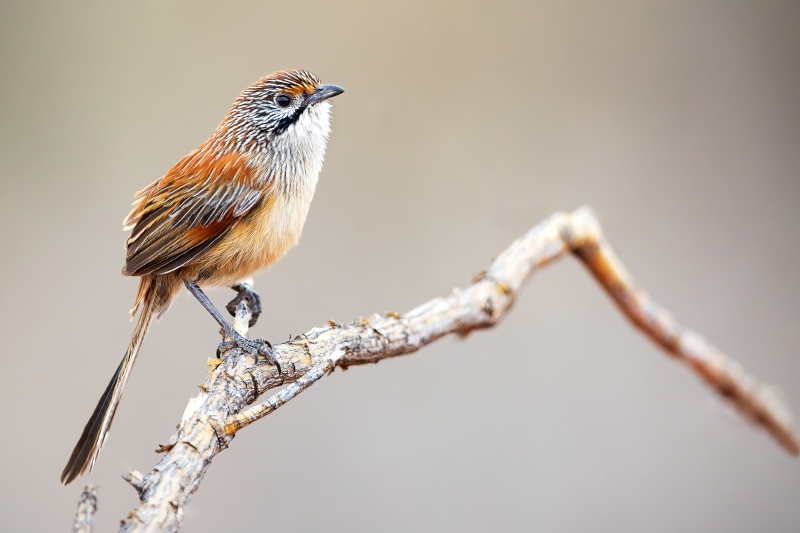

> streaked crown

[{"left": 215, "top": 69, "right": 343, "bottom": 150}]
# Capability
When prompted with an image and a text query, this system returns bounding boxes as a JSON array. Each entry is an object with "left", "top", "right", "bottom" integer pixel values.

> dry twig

[
  {"left": 71, "top": 484, "right": 98, "bottom": 533},
  {"left": 116, "top": 207, "right": 797, "bottom": 533}
]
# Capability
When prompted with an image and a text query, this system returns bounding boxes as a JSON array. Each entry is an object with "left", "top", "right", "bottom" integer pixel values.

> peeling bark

[{"left": 117, "top": 207, "right": 797, "bottom": 533}]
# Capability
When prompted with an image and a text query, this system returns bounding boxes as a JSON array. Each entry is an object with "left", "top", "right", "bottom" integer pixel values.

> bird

[{"left": 61, "top": 69, "right": 344, "bottom": 485}]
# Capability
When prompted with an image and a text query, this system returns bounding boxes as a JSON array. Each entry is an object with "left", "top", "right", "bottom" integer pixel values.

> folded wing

[{"left": 123, "top": 148, "right": 268, "bottom": 277}]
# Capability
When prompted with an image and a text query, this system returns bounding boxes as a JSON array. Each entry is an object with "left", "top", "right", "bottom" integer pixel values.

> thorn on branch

[
  {"left": 360, "top": 316, "right": 384, "bottom": 337},
  {"left": 124, "top": 470, "right": 145, "bottom": 496},
  {"left": 155, "top": 442, "right": 175, "bottom": 453}
]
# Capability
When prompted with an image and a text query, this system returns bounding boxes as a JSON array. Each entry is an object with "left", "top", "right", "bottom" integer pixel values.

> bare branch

[
  {"left": 71, "top": 484, "right": 98, "bottom": 533},
  {"left": 213, "top": 348, "right": 345, "bottom": 435},
  {"left": 118, "top": 207, "right": 798, "bottom": 533}
]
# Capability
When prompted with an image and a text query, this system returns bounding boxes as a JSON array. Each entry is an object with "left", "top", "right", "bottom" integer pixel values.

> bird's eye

[{"left": 275, "top": 94, "right": 292, "bottom": 107}]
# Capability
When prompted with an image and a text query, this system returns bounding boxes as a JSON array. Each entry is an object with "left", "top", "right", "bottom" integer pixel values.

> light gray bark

[
  {"left": 71, "top": 484, "right": 98, "bottom": 533},
  {"left": 107, "top": 206, "right": 796, "bottom": 533}
]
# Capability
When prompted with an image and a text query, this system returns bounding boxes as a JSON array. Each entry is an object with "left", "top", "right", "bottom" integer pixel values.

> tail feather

[{"left": 60, "top": 296, "right": 155, "bottom": 485}]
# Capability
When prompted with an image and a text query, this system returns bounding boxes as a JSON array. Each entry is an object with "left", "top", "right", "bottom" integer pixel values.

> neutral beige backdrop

[{"left": 1, "top": 1, "right": 798, "bottom": 531}]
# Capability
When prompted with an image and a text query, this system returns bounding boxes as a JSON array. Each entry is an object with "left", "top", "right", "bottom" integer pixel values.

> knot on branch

[{"left": 113, "top": 206, "right": 797, "bottom": 533}]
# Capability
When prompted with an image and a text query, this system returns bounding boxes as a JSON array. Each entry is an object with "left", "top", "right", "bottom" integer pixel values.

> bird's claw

[
  {"left": 217, "top": 340, "right": 236, "bottom": 357},
  {"left": 217, "top": 334, "right": 281, "bottom": 374},
  {"left": 252, "top": 337, "right": 281, "bottom": 373}
]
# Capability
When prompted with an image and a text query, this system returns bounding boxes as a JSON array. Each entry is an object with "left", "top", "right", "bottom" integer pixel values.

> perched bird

[{"left": 61, "top": 69, "right": 343, "bottom": 485}]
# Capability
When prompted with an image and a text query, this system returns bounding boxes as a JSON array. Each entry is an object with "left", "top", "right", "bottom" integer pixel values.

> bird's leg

[
  {"left": 226, "top": 282, "right": 261, "bottom": 327},
  {"left": 183, "top": 280, "right": 281, "bottom": 373}
]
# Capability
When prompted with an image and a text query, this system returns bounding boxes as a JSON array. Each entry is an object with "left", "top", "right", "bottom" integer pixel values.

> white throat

[{"left": 266, "top": 101, "right": 332, "bottom": 198}]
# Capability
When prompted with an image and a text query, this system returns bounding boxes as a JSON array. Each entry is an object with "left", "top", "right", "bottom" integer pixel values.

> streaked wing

[{"left": 123, "top": 149, "right": 267, "bottom": 276}]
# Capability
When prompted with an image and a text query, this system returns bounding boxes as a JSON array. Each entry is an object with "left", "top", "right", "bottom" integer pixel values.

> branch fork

[{"left": 73, "top": 206, "right": 796, "bottom": 533}]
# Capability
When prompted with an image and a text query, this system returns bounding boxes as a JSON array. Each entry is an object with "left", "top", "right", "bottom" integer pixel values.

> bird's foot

[
  {"left": 218, "top": 333, "right": 281, "bottom": 374},
  {"left": 226, "top": 283, "right": 261, "bottom": 327}
]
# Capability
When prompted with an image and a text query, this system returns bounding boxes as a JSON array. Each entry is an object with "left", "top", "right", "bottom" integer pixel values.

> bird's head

[{"left": 215, "top": 69, "right": 344, "bottom": 153}]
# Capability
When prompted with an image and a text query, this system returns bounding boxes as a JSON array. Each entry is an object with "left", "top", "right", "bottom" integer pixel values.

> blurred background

[{"left": 1, "top": 1, "right": 799, "bottom": 531}]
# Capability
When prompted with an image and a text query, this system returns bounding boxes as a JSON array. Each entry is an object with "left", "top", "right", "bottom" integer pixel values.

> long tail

[{"left": 60, "top": 290, "right": 156, "bottom": 485}]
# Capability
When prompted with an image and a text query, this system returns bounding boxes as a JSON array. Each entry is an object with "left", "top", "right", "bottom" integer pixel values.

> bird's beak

[{"left": 307, "top": 84, "right": 344, "bottom": 105}]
